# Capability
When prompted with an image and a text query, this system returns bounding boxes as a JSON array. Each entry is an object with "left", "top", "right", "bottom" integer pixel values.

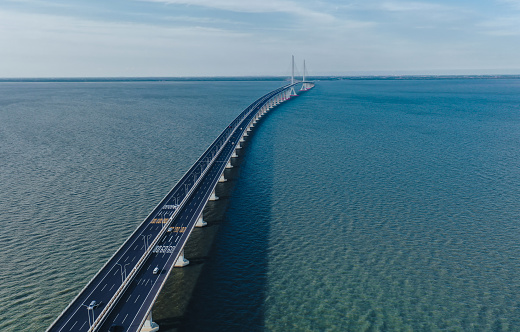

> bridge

[{"left": 47, "top": 66, "right": 314, "bottom": 332}]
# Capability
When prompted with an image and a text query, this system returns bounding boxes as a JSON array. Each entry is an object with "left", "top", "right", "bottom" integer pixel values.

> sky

[{"left": 1, "top": 0, "right": 520, "bottom": 77}]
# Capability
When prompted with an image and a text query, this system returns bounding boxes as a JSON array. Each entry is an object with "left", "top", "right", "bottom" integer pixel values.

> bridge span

[{"left": 47, "top": 79, "right": 314, "bottom": 332}]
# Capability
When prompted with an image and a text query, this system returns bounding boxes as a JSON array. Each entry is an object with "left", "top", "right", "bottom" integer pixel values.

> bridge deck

[{"left": 47, "top": 82, "right": 313, "bottom": 332}]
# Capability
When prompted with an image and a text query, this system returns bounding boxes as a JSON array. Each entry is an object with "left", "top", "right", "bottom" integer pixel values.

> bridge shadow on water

[{"left": 153, "top": 109, "right": 276, "bottom": 331}]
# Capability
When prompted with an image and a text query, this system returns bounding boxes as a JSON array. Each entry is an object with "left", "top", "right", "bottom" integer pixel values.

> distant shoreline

[{"left": 1, "top": 75, "right": 520, "bottom": 83}]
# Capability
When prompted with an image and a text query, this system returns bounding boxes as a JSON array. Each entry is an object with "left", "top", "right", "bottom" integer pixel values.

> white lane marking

[
  {"left": 121, "top": 314, "right": 129, "bottom": 324},
  {"left": 109, "top": 284, "right": 115, "bottom": 291},
  {"left": 126, "top": 295, "right": 132, "bottom": 303},
  {"left": 100, "top": 284, "right": 107, "bottom": 292},
  {"left": 69, "top": 321, "right": 77, "bottom": 331},
  {"left": 134, "top": 294, "right": 141, "bottom": 303},
  {"left": 79, "top": 321, "right": 86, "bottom": 330}
]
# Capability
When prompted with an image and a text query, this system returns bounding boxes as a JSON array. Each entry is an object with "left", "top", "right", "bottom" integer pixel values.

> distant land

[{"left": 1, "top": 75, "right": 520, "bottom": 83}]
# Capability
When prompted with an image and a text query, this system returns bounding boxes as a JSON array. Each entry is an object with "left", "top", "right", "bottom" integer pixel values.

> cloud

[
  {"left": 478, "top": 15, "right": 520, "bottom": 36},
  {"left": 497, "top": 0, "right": 520, "bottom": 8},
  {"left": 1, "top": 0, "right": 519, "bottom": 76},
  {"left": 379, "top": 1, "right": 453, "bottom": 12},
  {"left": 0, "top": 9, "right": 259, "bottom": 77},
  {"left": 139, "top": 0, "right": 336, "bottom": 23}
]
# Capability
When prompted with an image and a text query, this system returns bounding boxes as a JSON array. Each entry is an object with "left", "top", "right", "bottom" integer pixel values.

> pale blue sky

[{"left": 1, "top": 0, "right": 520, "bottom": 77}]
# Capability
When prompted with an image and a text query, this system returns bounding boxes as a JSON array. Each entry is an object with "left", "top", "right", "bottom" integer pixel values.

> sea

[{"left": 1, "top": 77, "right": 520, "bottom": 331}]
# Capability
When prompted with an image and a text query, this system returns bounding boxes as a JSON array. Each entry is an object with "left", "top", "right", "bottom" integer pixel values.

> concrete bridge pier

[
  {"left": 218, "top": 173, "right": 227, "bottom": 182},
  {"left": 232, "top": 149, "right": 238, "bottom": 157},
  {"left": 174, "top": 249, "right": 189, "bottom": 267},
  {"left": 140, "top": 312, "right": 159, "bottom": 332},
  {"left": 225, "top": 161, "right": 233, "bottom": 169},
  {"left": 209, "top": 189, "right": 219, "bottom": 201},
  {"left": 195, "top": 213, "right": 207, "bottom": 227}
]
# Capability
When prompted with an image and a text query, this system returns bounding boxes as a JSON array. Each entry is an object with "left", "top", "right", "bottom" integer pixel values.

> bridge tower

[
  {"left": 289, "top": 55, "right": 297, "bottom": 96},
  {"left": 300, "top": 59, "right": 313, "bottom": 91}
]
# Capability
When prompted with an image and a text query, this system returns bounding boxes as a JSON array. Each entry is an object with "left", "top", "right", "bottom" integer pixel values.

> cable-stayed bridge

[{"left": 47, "top": 66, "right": 314, "bottom": 332}]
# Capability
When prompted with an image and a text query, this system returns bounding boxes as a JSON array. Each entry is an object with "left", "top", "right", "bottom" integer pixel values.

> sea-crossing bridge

[{"left": 47, "top": 78, "right": 314, "bottom": 332}]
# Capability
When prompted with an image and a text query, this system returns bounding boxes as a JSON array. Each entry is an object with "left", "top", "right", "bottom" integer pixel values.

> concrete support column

[
  {"left": 174, "top": 249, "right": 189, "bottom": 267},
  {"left": 232, "top": 149, "right": 238, "bottom": 158},
  {"left": 195, "top": 213, "right": 207, "bottom": 227},
  {"left": 141, "top": 312, "right": 159, "bottom": 332},
  {"left": 209, "top": 189, "right": 219, "bottom": 201},
  {"left": 218, "top": 173, "right": 227, "bottom": 182},
  {"left": 225, "top": 161, "right": 233, "bottom": 169}
]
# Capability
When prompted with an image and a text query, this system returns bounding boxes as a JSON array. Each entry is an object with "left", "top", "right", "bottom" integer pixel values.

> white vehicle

[
  {"left": 167, "top": 227, "right": 173, "bottom": 232},
  {"left": 87, "top": 300, "right": 98, "bottom": 310},
  {"left": 153, "top": 266, "right": 160, "bottom": 275}
]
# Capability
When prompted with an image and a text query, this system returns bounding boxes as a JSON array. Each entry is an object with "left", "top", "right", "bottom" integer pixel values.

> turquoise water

[{"left": 1, "top": 79, "right": 520, "bottom": 331}]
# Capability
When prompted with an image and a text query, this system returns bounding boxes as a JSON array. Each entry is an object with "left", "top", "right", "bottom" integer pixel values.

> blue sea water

[{"left": 1, "top": 78, "right": 520, "bottom": 331}]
